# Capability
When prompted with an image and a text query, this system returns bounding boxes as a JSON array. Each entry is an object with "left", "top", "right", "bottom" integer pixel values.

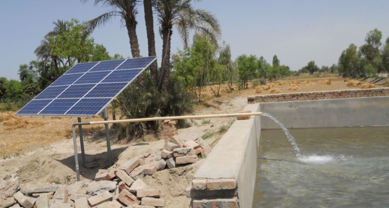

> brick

[
  {"left": 88, "top": 190, "right": 112, "bottom": 207},
  {"left": 1, "top": 197, "right": 16, "bottom": 208},
  {"left": 50, "top": 203, "right": 73, "bottom": 208},
  {"left": 86, "top": 181, "right": 117, "bottom": 195},
  {"left": 121, "top": 158, "right": 140, "bottom": 175},
  {"left": 192, "top": 179, "right": 206, "bottom": 190},
  {"left": 9, "top": 203, "right": 21, "bottom": 208},
  {"left": 169, "top": 136, "right": 183, "bottom": 148},
  {"left": 183, "top": 140, "right": 200, "bottom": 149},
  {"left": 1, "top": 177, "right": 19, "bottom": 197},
  {"left": 75, "top": 197, "right": 89, "bottom": 208},
  {"left": 117, "top": 189, "right": 140, "bottom": 206},
  {"left": 143, "top": 162, "right": 158, "bottom": 175},
  {"left": 195, "top": 147, "right": 203, "bottom": 155},
  {"left": 206, "top": 179, "right": 222, "bottom": 190},
  {"left": 166, "top": 158, "right": 176, "bottom": 169},
  {"left": 107, "top": 170, "right": 117, "bottom": 180},
  {"left": 95, "top": 169, "right": 110, "bottom": 181},
  {"left": 137, "top": 189, "right": 160, "bottom": 198},
  {"left": 118, "top": 181, "right": 130, "bottom": 192},
  {"left": 129, "top": 179, "right": 148, "bottom": 194},
  {"left": 35, "top": 194, "right": 49, "bottom": 208},
  {"left": 164, "top": 142, "right": 179, "bottom": 151},
  {"left": 66, "top": 181, "right": 85, "bottom": 195},
  {"left": 95, "top": 200, "right": 122, "bottom": 208},
  {"left": 157, "top": 160, "right": 166, "bottom": 171},
  {"left": 193, "top": 198, "right": 238, "bottom": 208},
  {"left": 53, "top": 188, "right": 69, "bottom": 203},
  {"left": 141, "top": 197, "right": 164, "bottom": 207},
  {"left": 176, "top": 155, "right": 198, "bottom": 165},
  {"left": 185, "top": 185, "right": 191, "bottom": 198},
  {"left": 115, "top": 169, "right": 134, "bottom": 187},
  {"left": 221, "top": 179, "right": 237, "bottom": 190},
  {"left": 13, "top": 191, "right": 36, "bottom": 208},
  {"left": 161, "top": 149, "right": 173, "bottom": 159},
  {"left": 196, "top": 137, "right": 212, "bottom": 157},
  {"left": 130, "top": 166, "right": 144, "bottom": 179},
  {"left": 173, "top": 147, "right": 195, "bottom": 157}
]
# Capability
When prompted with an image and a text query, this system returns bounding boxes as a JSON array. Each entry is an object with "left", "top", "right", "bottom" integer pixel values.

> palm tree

[
  {"left": 154, "top": 0, "right": 221, "bottom": 92},
  {"left": 82, "top": 0, "right": 146, "bottom": 87},
  {"left": 143, "top": 0, "right": 158, "bottom": 87}
]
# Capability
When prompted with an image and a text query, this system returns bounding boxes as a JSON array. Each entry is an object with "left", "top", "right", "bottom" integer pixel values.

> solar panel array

[{"left": 16, "top": 57, "right": 156, "bottom": 117}]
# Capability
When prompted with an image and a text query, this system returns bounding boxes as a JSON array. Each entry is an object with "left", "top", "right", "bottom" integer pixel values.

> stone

[
  {"left": 129, "top": 179, "right": 148, "bottom": 194},
  {"left": 9, "top": 203, "right": 21, "bottom": 208},
  {"left": 35, "top": 194, "right": 49, "bottom": 208},
  {"left": 86, "top": 181, "right": 117, "bottom": 195},
  {"left": 137, "top": 189, "right": 160, "bottom": 198},
  {"left": 21, "top": 185, "right": 64, "bottom": 195},
  {"left": 164, "top": 142, "right": 179, "bottom": 151},
  {"left": 195, "top": 147, "right": 203, "bottom": 155},
  {"left": 183, "top": 140, "right": 200, "bottom": 149},
  {"left": 95, "top": 200, "right": 122, "bottom": 208},
  {"left": 176, "top": 155, "right": 198, "bottom": 165},
  {"left": 117, "top": 189, "right": 140, "bottom": 206},
  {"left": 115, "top": 169, "right": 134, "bottom": 187},
  {"left": 173, "top": 147, "right": 195, "bottom": 157},
  {"left": 1, "top": 197, "right": 16, "bottom": 208},
  {"left": 13, "top": 191, "right": 36, "bottom": 208},
  {"left": 156, "top": 160, "right": 166, "bottom": 171},
  {"left": 192, "top": 179, "right": 207, "bottom": 190},
  {"left": 192, "top": 198, "right": 238, "bottom": 208},
  {"left": 74, "top": 197, "right": 89, "bottom": 208},
  {"left": 143, "top": 162, "right": 158, "bottom": 175},
  {"left": 88, "top": 190, "right": 112, "bottom": 207},
  {"left": 95, "top": 169, "right": 110, "bottom": 181},
  {"left": 130, "top": 166, "right": 144, "bottom": 179},
  {"left": 166, "top": 158, "right": 176, "bottom": 169},
  {"left": 160, "top": 150, "right": 173, "bottom": 159},
  {"left": 121, "top": 157, "right": 140, "bottom": 175},
  {"left": 141, "top": 197, "right": 164, "bottom": 207}
]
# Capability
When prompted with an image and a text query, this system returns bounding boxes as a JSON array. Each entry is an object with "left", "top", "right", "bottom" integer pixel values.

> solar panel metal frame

[{"left": 16, "top": 57, "right": 157, "bottom": 117}]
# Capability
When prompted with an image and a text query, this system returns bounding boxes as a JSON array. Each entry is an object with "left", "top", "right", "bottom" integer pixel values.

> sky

[{"left": 1, "top": 0, "right": 389, "bottom": 80}]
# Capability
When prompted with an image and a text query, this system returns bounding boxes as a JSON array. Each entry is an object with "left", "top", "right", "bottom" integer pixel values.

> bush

[
  {"left": 260, "top": 78, "right": 267, "bottom": 85},
  {"left": 251, "top": 80, "right": 259, "bottom": 88},
  {"left": 116, "top": 75, "right": 192, "bottom": 139}
]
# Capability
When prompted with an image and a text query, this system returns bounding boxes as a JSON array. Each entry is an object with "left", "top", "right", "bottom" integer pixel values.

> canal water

[{"left": 254, "top": 127, "right": 389, "bottom": 208}]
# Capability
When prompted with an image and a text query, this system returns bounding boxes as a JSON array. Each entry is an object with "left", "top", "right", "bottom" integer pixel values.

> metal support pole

[
  {"left": 72, "top": 125, "right": 80, "bottom": 181},
  {"left": 103, "top": 108, "right": 112, "bottom": 166},
  {"left": 78, "top": 117, "right": 85, "bottom": 166}
]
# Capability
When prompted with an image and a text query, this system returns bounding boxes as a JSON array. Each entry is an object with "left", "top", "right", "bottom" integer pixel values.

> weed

[
  {"left": 3, "top": 155, "right": 11, "bottom": 160},
  {"left": 197, "top": 155, "right": 203, "bottom": 159},
  {"left": 65, "top": 175, "right": 72, "bottom": 183},
  {"left": 48, "top": 176, "right": 61, "bottom": 184},
  {"left": 202, "top": 120, "right": 211, "bottom": 124},
  {"left": 202, "top": 131, "right": 215, "bottom": 139},
  {"left": 218, "top": 125, "right": 228, "bottom": 133}
]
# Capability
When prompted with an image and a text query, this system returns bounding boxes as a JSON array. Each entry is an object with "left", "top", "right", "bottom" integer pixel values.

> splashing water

[{"left": 261, "top": 112, "right": 302, "bottom": 157}]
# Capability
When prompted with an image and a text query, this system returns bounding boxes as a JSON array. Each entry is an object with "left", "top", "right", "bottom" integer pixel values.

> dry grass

[
  {"left": 255, "top": 87, "right": 263, "bottom": 94},
  {"left": 359, "top": 83, "right": 376, "bottom": 88},
  {"left": 346, "top": 80, "right": 362, "bottom": 87},
  {"left": 288, "top": 85, "right": 300, "bottom": 91},
  {"left": 270, "top": 89, "right": 281, "bottom": 94}
]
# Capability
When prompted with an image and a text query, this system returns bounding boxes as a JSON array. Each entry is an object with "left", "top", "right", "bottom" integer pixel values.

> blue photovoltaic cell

[
  {"left": 75, "top": 71, "right": 110, "bottom": 84},
  {"left": 17, "top": 100, "right": 52, "bottom": 115},
  {"left": 66, "top": 62, "right": 98, "bottom": 74},
  {"left": 51, "top": 73, "right": 83, "bottom": 86},
  {"left": 58, "top": 84, "right": 95, "bottom": 98},
  {"left": 85, "top": 83, "right": 127, "bottom": 98},
  {"left": 117, "top": 57, "right": 155, "bottom": 69},
  {"left": 16, "top": 57, "right": 156, "bottom": 117},
  {"left": 35, "top": 86, "right": 68, "bottom": 99},
  {"left": 66, "top": 98, "right": 111, "bottom": 115},
  {"left": 40, "top": 99, "right": 79, "bottom": 115},
  {"left": 102, "top": 69, "right": 142, "bottom": 83},
  {"left": 90, "top": 60, "right": 125, "bottom": 72}
]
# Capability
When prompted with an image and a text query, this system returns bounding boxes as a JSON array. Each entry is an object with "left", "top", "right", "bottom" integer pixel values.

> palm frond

[{"left": 86, "top": 11, "right": 119, "bottom": 32}]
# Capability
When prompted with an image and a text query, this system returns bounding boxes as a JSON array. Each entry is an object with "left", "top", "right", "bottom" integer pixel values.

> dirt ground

[{"left": 0, "top": 76, "right": 385, "bottom": 207}]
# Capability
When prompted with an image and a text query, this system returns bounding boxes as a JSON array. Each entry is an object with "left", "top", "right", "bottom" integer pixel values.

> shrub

[{"left": 260, "top": 78, "right": 267, "bottom": 85}]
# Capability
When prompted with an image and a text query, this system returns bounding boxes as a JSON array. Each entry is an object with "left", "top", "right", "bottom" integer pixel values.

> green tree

[
  {"left": 218, "top": 43, "right": 237, "bottom": 86},
  {"left": 381, "top": 37, "right": 389, "bottom": 75},
  {"left": 90, "top": 44, "right": 111, "bottom": 61},
  {"left": 236, "top": 55, "right": 257, "bottom": 88},
  {"left": 4, "top": 80, "right": 23, "bottom": 102},
  {"left": 0, "top": 77, "right": 8, "bottom": 101},
  {"left": 305, "top": 61, "right": 320, "bottom": 75},
  {"left": 258, "top": 56, "right": 267, "bottom": 78},
  {"left": 338, "top": 44, "right": 362, "bottom": 77},
  {"left": 154, "top": 0, "right": 221, "bottom": 92},
  {"left": 272, "top": 55, "right": 280, "bottom": 67}
]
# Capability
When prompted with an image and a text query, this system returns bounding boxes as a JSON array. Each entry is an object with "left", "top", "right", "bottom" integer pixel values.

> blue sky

[{"left": 1, "top": 0, "right": 389, "bottom": 80}]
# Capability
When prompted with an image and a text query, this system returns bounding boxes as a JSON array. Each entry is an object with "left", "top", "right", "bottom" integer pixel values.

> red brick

[
  {"left": 118, "top": 189, "right": 140, "bottom": 206},
  {"left": 141, "top": 197, "right": 164, "bottom": 207},
  {"left": 137, "top": 189, "right": 160, "bottom": 198}
]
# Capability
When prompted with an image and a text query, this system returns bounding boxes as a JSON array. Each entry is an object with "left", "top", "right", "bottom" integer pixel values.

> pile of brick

[{"left": 0, "top": 173, "right": 163, "bottom": 207}]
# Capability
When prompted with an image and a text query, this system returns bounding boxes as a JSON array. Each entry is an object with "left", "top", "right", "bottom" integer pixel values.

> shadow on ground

[{"left": 57, "top": 147, "right": 128, "bottom": 180}]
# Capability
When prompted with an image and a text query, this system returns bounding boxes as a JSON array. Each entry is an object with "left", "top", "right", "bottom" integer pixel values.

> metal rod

[
  {"left": 72, "top": 125, "right": 80, "bottom": 181},
  {"left": 104, "top": 108, "right": 112, "bottom": 166},
  {"left": 78, "top": 117, "right": 85, "bottom": 166},
  {"left": 89, "top": 112, "right": 263, "bottom": 125}
]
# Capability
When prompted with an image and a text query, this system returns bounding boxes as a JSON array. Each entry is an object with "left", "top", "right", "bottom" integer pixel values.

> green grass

[
  {"left": 202, "top": 131, "right": 215, "bottom": 139},
  {"left": 202, "top": 119, "right": 211, "bottom": 124}
]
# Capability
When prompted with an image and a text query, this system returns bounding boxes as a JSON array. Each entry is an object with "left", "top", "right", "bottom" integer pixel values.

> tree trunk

[
  {"left": 159, "top": 27, "right": 172, "bottom": 92},
  {"left": 53, "top": 58, "right": 60, "bottom": 79},
  {"left": 143, "top": 0, "right": 158, "bottom": 87},
  {"left": 125, "top": 17, "right": 145, "bottom": 88}
]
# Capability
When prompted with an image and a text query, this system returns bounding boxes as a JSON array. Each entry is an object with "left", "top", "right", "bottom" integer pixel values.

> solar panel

[{"left": 16, "top": 56, "right": 157, "bottom": 117}]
